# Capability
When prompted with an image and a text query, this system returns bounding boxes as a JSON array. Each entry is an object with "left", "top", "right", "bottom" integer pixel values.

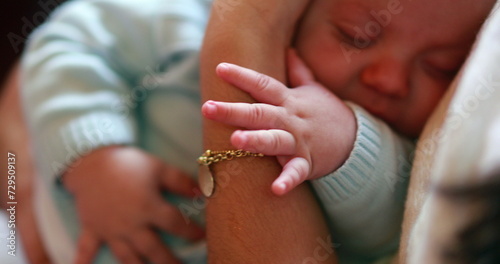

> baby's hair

[{"left": 438, "top": 173, "right": 500, "bottom": 264}]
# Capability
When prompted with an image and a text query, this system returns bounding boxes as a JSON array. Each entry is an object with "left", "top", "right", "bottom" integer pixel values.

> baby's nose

[{"left": 361, "top": 58, "right": 410, "bottom": 98}]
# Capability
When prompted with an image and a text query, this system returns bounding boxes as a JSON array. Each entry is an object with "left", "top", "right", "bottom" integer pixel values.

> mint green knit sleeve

[
  {"left": 20, "top": 0, "right": 209, "bottom": 182},
  {"left": 311, "top": 103, "right": 415, "bottom": 262}
]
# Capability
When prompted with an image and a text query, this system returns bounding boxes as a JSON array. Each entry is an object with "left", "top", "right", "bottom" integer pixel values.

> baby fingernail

[
  {"left": 273, "top": 182, "right": 288, "bottom": 196},
  {"left": 203, "top": 101, "right": 217, "bottom": 116},
  {"left": 218, "top": 63, "right": 230, "bottom": 71},
  {"left": 234, "top": 131, "right": 248, "bottom": 147}
]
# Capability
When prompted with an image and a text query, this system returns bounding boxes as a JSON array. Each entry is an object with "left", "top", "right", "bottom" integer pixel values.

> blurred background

[
  {"left": 1, "top": 2, "right": 67, "bottom": 263},
  {"left": 1, "top": 1, "right": 67, "bottom": 83}
]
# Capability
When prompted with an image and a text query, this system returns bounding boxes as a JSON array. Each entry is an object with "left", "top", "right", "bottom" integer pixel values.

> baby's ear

[{"left": 286, "top": 48, "right": 315, "bottom": 87}]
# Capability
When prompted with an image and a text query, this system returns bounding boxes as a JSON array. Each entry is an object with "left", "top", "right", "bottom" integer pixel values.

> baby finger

[
  {"left": 160, "top": 164, "right": 200, "bottom": 198},
  {"left": 272, "top": 157, "right": 310, "bottom": 196},
  {"left": 129, "top": 229, "right": 181, "bottom": 264},
  {"left": 216, "top": 62, "right": 289, "bottom": 105},
  {"left": 152, "top": 203, "right": 205, "bottom": 242},
  {"left": 108, "top": 239, "right": 142, "bottom": 264},
  {"left": 74, "top": 229, "right": 100, "bottom": 264},
  {"left": 231, "top": 129, "right": 296, "bottom": 155},
  {"left": 202, "top": 100, "right": 285, "bottom": 129}
]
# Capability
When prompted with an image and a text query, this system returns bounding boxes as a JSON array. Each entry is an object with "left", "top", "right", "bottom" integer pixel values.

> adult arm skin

[{"left": 201, "top": 0, "right": 337, "bottom": 262}]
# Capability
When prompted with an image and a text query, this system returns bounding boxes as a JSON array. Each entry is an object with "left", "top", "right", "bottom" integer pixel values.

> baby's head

[{"left": 294, "top": 0, "right": 496, "bottom": 137}]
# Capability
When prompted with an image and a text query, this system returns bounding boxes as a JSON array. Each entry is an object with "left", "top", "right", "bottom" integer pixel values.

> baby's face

[{"left": 294, "top": 0, "right": 495, "bottom": 137}]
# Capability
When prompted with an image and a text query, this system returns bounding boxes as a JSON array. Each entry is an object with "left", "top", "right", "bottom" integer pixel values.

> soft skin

[
  {"left": 203, "top": 50, "right": 356, "bottom": 195},
  {"left": 201, "top": 0, "right": 336, "bottom": 262},
  {"left": 63, "top": 146, "right": 204, "bottom": 264},
  {"left": 203, "top": 0, "right": 495, "bottom": 196},
  {"left": 294, "top": 0, "right": 492, "bottom": 137}
]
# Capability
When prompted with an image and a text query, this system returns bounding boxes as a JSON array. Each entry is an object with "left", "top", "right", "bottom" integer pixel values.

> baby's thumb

[
  {"left": 287, "top": 48, "right": 316, "bottom": 87},
  {"left": 272, "top": 157, "right": 310, "bottom": 196},
  {"left": 160, "top": 164, "right": 200, "bottom": 198}
]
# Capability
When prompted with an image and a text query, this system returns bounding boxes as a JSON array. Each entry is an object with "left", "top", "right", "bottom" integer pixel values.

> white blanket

[{"left": 407, "top": 3, "right": 500, "bottom": 263}]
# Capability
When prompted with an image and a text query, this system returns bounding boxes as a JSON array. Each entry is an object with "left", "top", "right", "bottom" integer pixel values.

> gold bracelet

[{"left": 197, "top": 149, "right": 264, "bottom": 197}]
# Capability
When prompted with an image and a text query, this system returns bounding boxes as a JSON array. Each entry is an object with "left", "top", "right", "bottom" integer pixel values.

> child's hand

[
  {"left": 202, "top": 50, "right": 357, "bottom": 196},
  {"left": 63, "top": 146, "right": 204, "bottom": 264}
]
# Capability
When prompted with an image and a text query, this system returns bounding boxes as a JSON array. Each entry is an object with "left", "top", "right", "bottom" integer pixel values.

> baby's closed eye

[{"left": 421, "top": 54, "right": 465, "bottom": 81}]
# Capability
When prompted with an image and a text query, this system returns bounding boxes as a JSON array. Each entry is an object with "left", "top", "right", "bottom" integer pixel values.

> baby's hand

[
  {"left": 202, "top": 50, "right": 356, "bottom": 195},
  {"left": 63, "top": 146, "right": 204, "bottom": 264}
]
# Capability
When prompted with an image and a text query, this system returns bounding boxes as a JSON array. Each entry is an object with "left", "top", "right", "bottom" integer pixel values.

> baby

[
  {"left": 21, "top": 0, "right": 494, "bottom": 263},
  {"left": 204, "top": 0, "right": 494, "bottom": 194},
  {"left": 203, "top": 0, "right": 495, "bottom": 261}
]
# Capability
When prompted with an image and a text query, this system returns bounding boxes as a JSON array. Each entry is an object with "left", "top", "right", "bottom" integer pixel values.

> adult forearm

[
  {"left": 201, "top": 0, "right": 306, "bottom": 101},
  {"left": 201, "top": 0, "right": 310, "bottom": 148},
  {"left": 201, "top": 1, "right": 336, "bottom": 263}
]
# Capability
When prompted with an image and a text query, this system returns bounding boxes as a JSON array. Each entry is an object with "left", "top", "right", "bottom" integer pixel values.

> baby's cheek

[
  {"left": 306, "top": 52, "right": 356, "bottom": 95},
  {"left": 396, "top": 100, "right": 437, "bottom": 138}
]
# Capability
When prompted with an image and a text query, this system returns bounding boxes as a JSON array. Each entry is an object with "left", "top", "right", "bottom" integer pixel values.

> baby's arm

[
  {"left": 310, "top": 105, "right": 414, "bottom": 261},
  {"left": 202, "top": 50, "right": 357, "bottom": 195},
  {"left": 203, "top": 50, "right": 414, "bottom": 259}
]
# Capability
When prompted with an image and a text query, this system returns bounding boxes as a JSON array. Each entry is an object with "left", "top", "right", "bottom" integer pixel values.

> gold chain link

[{"left": 197, "top": 149, "right": 264, "bottom": 166}]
